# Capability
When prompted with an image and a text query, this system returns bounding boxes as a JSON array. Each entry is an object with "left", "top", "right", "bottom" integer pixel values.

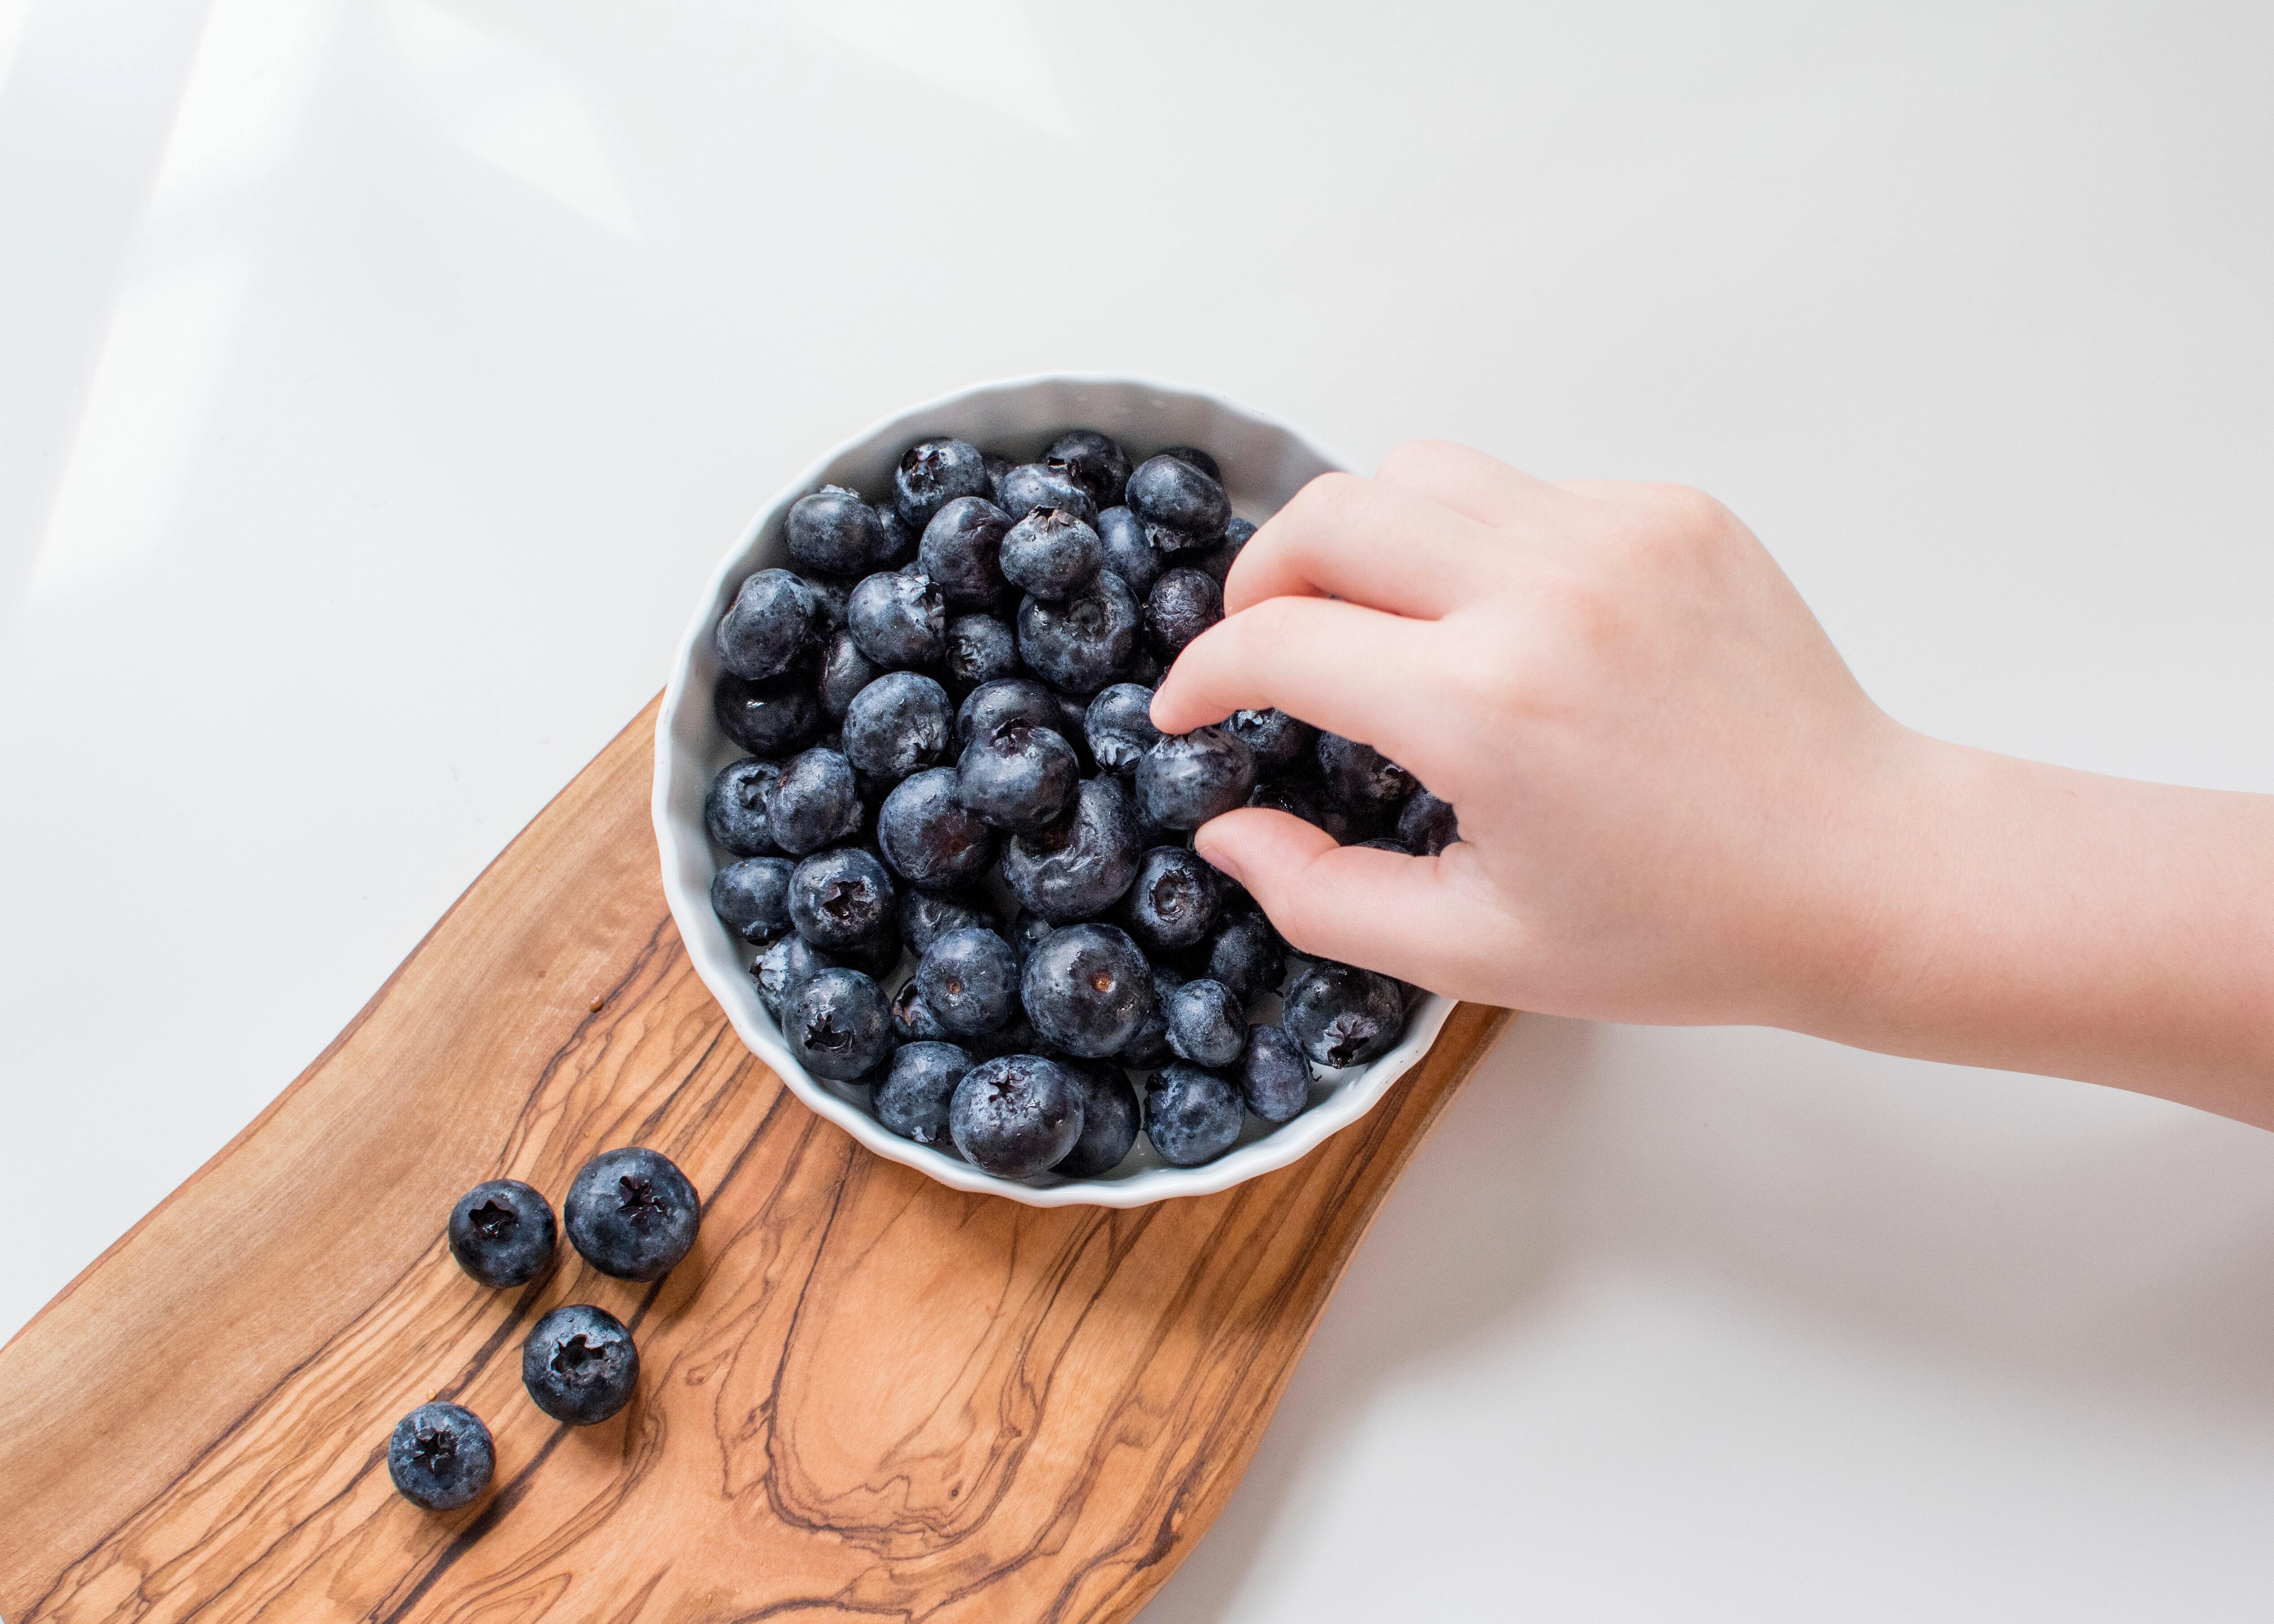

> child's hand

[{"left": 1151, "top": 440, "right": 1905, "bottom": 1027}]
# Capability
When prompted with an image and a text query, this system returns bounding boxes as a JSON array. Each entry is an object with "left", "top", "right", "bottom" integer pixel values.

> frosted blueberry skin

[
  {"left": 1016, "top": 570, "right": 1140, "bottom": 695},
  {"left": 447, "top": 1178, "right": 557, "bottom": 1288},
  {"left": 1225, "top": 707, "right": 1316, "bottom": 779},
  {"left": 715, "top": 567, "right": 818, "bottom": 682},
  {"left": 1143, "top": 1064, "right": 1244, "bottom": 1167},
  {"left": 522, "top": 1303, "right": 639, "bottom": 1425},
  {"left": 1143, "top": 567, "right": 1223, "bottom": 661},
  {"left": 711, "top": 855, "right": 795, "bottom": 945},
  {"left": 846, "top": 570, "right": 947, "bottom": 669},
  {"left": 1136, "top": 727, "right": 1257, "bottom": 831},
  {"left": 1200, "top": 516, "right": 1257, "bottom": 586},
  {"left": 715, "top": 671, "right": 822, "bottom": 759},
  {"left": 956, "top": 721, "right": 1080, "bottom": 836},
  {"left": 1020, "top": 922, "right": 1156, "bottom": 1058},
  {"left": 944, "top": 612, "right": 1020, "bottom": 693},
  {"left": 1203, "top": 911, "right": 1286, "bottom": 1004},
  {"left": 955, "top": 676, "right": 1063, "bottom": 750},
  {"left": 1282, "top": 961, "right": 1407, "bottom": 1069},
  {"left": 1002, "top": 508, "right": 1105, "bottom": 600},
  {"left": 704, "top": 757, "right": 780, "bottom": 857},
  {"left": 893, "top": 436, "right": 991, "bottom": 533},
  {"left": 1084, "top": 683, "right": 1161, "bottom": 775},
  {"left": 1154, "top": 444, "right": 1222, "bottom": 482},
  {"left": 899, "top": 887, "right": 994, "bottom": 956},
  {"left": 753, "top": 934, "right": 831, "bottom": 1018},
  {"left": 1240, "top": 1023, "right": 1315, "bottom": 1123},
  {"left": 871, "top": 502, "right": 919, "bottom": 569},
  {"left": 815, "top": 629, "right": 880, "bottom": 723},
  {"left": 785, "top": 486, "right": 882, "bottom": 579},
  {"left": 1126, "top": 453, "right": 1231, "bottom": 544},
  {"left": 949, "top": 1053, "right": 1082, "bottom": 1177},
  {"left": 784, "top": 965, "right": 894, "bottom": 1081},
  {"left": 842, "top": 671, "right": 953, "bottom": 784},
  {"left": 1053, "top": 1058, "right": 1140, "bottom": 1177},
  {"left": 915, "top": 926, "right": 1021, "bottom": 1037},
  {"left": 387, "top": 1401, "right": 495, "bottom": 1510},
  {"left": 763, "top": 748, "right": 864, "bottom": 855},
  {"left": 1247, "top": 775, "right": 1359, "bottom": 844},
  {"left": 919, "top": 495, "right": 1013, "bottom": 608},
  {"left": 994, "top": 462, "right": 1098, "bottom": 525},
  {"left": 1094, "top": 506, "right": 1162, "bottom": 596},
  {"left": 1001, "top": 776, "right": 1145, "bottom": 924},
  {"left": 891, "top": 977, "right": 952, "bottom": 1043},
  {"left": 1316, "top": 732, "right": 1417, "bottom": 814},
  {"left": 1118, "top": 963, "right": 1183, "bottom": 1068},
  {"left": 1399, "top": 790, "right": 1460, "bottom": 855},
  {"left": 981, "top": 449, "right": 1014, "bottom": 499},
  {"left": 809, "top": 577, "right": 849, "bottom": 631},
  {"left": 1044, "top": 429, "right": 1132, "bottom": 509},
  {"left": 1119, "top": 845, "right": 1220, "bottom": 954},
  {"left": 564, "top": 1146, "right": 701, "bottom": 1282},
  {"left": 1166, "top": 978, "right": 1247, "bottom": 1069},
  {"left": 876, "top": 1040, "right": 974, "bottom": 1146},
  {"left": 1007, "top": 908, "right": 1056, "bottom": 970},
  {"left": 877, "top": 768, "right": 998, "bottom": 892},
  {"left": 787, "top": 847, "right": 897, "bottom": 951}
]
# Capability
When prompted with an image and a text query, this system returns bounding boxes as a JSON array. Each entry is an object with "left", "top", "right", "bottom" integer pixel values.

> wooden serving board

[{"left": 0, "top": 699, "right": 1510, "bottom": 1624}]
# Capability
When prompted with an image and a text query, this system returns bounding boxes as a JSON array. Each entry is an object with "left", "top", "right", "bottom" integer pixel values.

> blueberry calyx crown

[
  {"left": 616, "top": 1175, "right": 665, "bottom": 1221},
  {"left": 467, "top": 1199, "right": 517, "bottom": 1240},
  {"left": 553, "top": 1334, "right": 605, "bottom": 1377},
  {"left": 411, "top": 1426, "right": 457, "bottom": 1467}
]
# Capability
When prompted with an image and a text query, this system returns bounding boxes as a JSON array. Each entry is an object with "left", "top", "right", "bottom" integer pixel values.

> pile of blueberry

[
  {"left": 704, "top": 430, "right": 1457, "bottom": 1184},
  {"left": 384, "top": 1147, "right": 701, "bottom": 1511}
]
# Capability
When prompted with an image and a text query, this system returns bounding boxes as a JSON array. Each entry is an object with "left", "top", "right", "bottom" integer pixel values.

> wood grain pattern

[{"left": 0, "top": 698, "right": 1511, "bottom": 1624}]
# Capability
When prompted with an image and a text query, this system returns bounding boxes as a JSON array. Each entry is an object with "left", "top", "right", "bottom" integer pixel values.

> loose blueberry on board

[
  {"left": 1119, "top": 844, "right": 1220, "bottom": 953},
  {"left": 1126, "top": 453, "right": 1231, "bottom": 543},
  {"left": 955, "top": 721, "right": 1080, "bottom": 835},
  {"left": 876, "top": 768, "right": 998, "bottom": 892},
  {"left": 753, "top": 933, "right": 831, "bottom": 1018},
  {"left": 1316, "top": 732, "right": 1417, "bottom": 814},
  {"left": 943, "top": 612, "right": 1020, "bottom": 692},
  {"left": 787, "top": 847, "right": 897, "bottom": 950},
  {"left": 1094, "top": 506, "right": 1163, "bottom": 595},
  {"left": 815, "top": 629, "right": 880, "bottom": 722},
  {"left": 919, "top": 495, "right": 1013, "bottom": 608},
  {"left": 704, "top": 757, "right": 780, "bottom": 857},
  {"left": 1136, "top": 726, "right": 1257, "bottom": 831},
  {"left": 1044, "top": 428, "right": 1132, "bottom": 508},
  {"left": 1001, "top": 507, "right": 1105, "bottom": 599},
  {"left": 846, "top": 570, "right": 948, "bottom": 669},
  {"left": 1282, "top": 960, "right": 1407, "bottom": 1069},
  {"left": 899, "top": 887, "right": 994, "bottom": 955},
  {"left": 1016, "top": 570, "right": 1140, "bottom": 695},
  {"left": 1021, "top": 922, "right": 1155, "bottom": 1057},
  {"left": 891, "top": 977, "right": 953, "bottom": 1043},
  {"left": 710, "top": 855, "right": 795, "bottom": 945},
  {"left": 1202, "top": 910, "right": 1286, "bottom": 1004},
  {"left": 1143, "top": 567, "right": 1223, "bottom": 661},
  {"left": 1052, "top": 1058, "right": 1141, "bottom": 1177},
  {"left": 894, "top": 437, "right": 991, "bottom": 533},
  {"left": 1085, "top": 682, "right": 1161, "bottom": 775},
  {"left": 1000, "top": 775, "right": 1145, "bottom": 923},
  {"left": 447, "top": 1178, "right": 557, "bottom": 1289},
  {"left": 995, "top": 462, "right": 1099, "bottom": 525},
  {"left": 1143, "top": 1064, "right": 1245, "bottom": 1167},
  {"left": 784, "top": 965, "right": 895, "bottom": 1081},
  {"left": 1119, "top": 963, "right": 1183, "bottom": 1068},
  {"left": 842, "top": 671, "right": 953, "bottom": 783},
  {"left": 915, "top": 926, "right": 1020, "bottom": 1037},
  {"left": 1240, "top": 1023, "right": 1315, "bottom": 1122},
  {"left": 1167, "top": 977, "right": 1248, "bottom": 1069},
  {"left": 564, "top": 1146, "right": 701, "bottom": 1281},
  {"left": 955, "top": 676, "right": 1064, "bottom": 750},
  {"left": 785, "top": 486, "right": 882, "bottom": 578},
  {"left": 715, "top": 568, "right": 818, "bottom": 682},
  {"left": 876, "top": 1040, "right": 975, "bottom": 1146},
  {"left": 522, "top": 1303, "right": 639, "bottom": 1426},
  {"left": 715, "top": 671, "right": 822, "bottom": 759},
  {"left": 1225, "top": 707, "right": 1316, "bottom": 779},
  {"left": 387, "top": 1401, "right": 495, "bottom": 1511},
  {"left": 762, "top": 749, "right": 864, "bottom": 856},
  {"left": 1399, "top": 789, "right": 1460, "bottom": 854},
  {"left": 949, "top": 1053, "right": 1083, "bottom": 1178},
  {"left": 1154, "top": 444, "right": 1223, "bottom": 482}
]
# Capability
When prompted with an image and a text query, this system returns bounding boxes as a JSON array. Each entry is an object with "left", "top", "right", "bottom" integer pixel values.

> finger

[
  {"left": 1192, "top": 810, "right": 1507, "bottom": 995},
  {"left": 1375, "top": 439, "right": 1570, "bottom": 529},
  {"left": 1223, "top": 471, "right": 1509, "bottom": 619}
]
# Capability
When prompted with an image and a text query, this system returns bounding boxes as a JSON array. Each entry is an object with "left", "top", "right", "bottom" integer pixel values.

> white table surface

[{"left": 4, "top": 3, "right": 2272, "bottom": 1618}]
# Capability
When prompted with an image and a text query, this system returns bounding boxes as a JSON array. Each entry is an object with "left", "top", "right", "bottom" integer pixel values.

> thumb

[{"left": 1192, "top": 808, "right": 1503, "bottom": 994}]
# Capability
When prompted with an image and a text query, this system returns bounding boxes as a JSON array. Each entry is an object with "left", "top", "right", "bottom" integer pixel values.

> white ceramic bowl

[{"left": 654, "top": 373, "right": 1454, "bottom": 1206}]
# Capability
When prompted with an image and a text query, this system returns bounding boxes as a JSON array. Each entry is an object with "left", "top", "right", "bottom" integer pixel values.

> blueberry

[
  {"left": 876, "top": 767, "right": 998, "bottom": 891},
  {"left": 810, "top": 577, "right": 849, "bottom": 630},
  {"left": 995, "top": 462, "right": 1099, "bottom": 525},
  {"left": 1052, "top": 1058, "right": 1140, "bottom": 1177},
  {"left": 1044, "top": 429, "right": 1132, "bottom": 508},
  {"left": 1111, "top": 643, "right": 1164, "bottom": 689},
  {"left": 564, "top": 1145, "right": 700, "bottom": 1281},
  {"left": 447, "top": 1178, "right": 557, "bottom": 1288},
  {"left": 1094, "top": 506, "right": 1162, "bottom": 595},
  {"left": 915, "top": 926, "right": 1020, "bottom": 1036},
  {"left": 1119, "top": 964, "right": 1183, "bottom": 1067},
  {"left": 784, "top": 964, "right": 894, "bottom": 1080},
  {"left": 943, "top": 612, "right": 1020, "bottom": 692},
  {"left": 1156, "top": 444, "right": 1223, "bottom": 482},
  {"left": 891, "top": 976, "right": 952, "bottom": 1043},
  {"left": 1001, "top": 775, "right": 1144, "bottom": 923},
  {"left": 894, "top": 436, "right": 990, "bottom": 533},
  {"left": 956, "top": 721, "right": 1079, "bottom": 834},
  {"left": 900, "top": 887, "right": 994, "bottom": 955},
  {"left": 981, "top": 449, "right": 1015, "bottom": 496},
  {"left": 522, "top": 1303, "right": 638, "bottom": 1426},
  {"left": 1143, "top": 567, "right": 1223, "bottom": 662},
  {"left": 715, "top": 568, "right": 818, "bottom": 681},
  {"left": 1316, "top": 732, "right": 1416, "bottom": 813},
  {"left": 786, "top": 486, "right": 882, "bottom": 578},
  {"left": 711, "top": 855, "right": 794, "bottom": 944},
  {"left": 968, "top": 1008, "right": 1044, "bottom": 1059},
  {"left": 387, "top": 1401, "right": 494, "bottom": 1510},
  {"left": 955, "top": 676, "right": 1064, "bottom": 750},
  {"left": 949, "top": 1053, "right": 1083, "bottom": 1177},
  {"left": 715, "top": 670, "right": 821, "bottom": 758},
  {"left": 1240, "top": 1023, "right": 1314, "bottom": 1123},
  {"left": 788, "top": 847, "right": 897, "bottom": 951},
  {"left": 1001, "top": 507, "right": 1104, "bottom": 599},
  {"left": 761, "top": 748, "right": 863, "bottom": 856},
  {"left": 1020, "top": 923, "right": 1154, "bottom": 1057},
  {"left": 754, "top": 933, "right": 832, "bottom": 1017},
  {"left": 1126, "top": 453, "right": 1230, "bottom": 544},
  {"left": 846, "top": 570, "right": 946, "bottom": 669},
  {"left": 876, "top": 1040, "right": 974, "bottom": 1146},
  {"left": 1052, "top": 691, "right": 1096, "bottom": 765},
  {"left": 918, "top": 495, "right": 1012, "bottom": 608},
  {"left": 1166, "top": 977, "right": 1247, "bottom": 1068},
  {"left": 1137, "top": 726, "right": 1256, "bottom": 830},
  {"left": 842, "top": 671, "right": 952, "bottom": 783},
  {"left": 1282, "top": 960, "right": 1407, "bottom": 1068},
  {"left": 1143, "top": 1064, "right": 1244, "bottom": 1166},
  {"left": 1085, "top": 682, "right": 1161, "bottom": 774},
  {"left": 705, "top": 757, "right": 780, "bottom": 856},
  {"left": 815, "top": 630, "right": 879, "bottom": 723},
  {"left": 1203, "top": 911, "right": 1286, "bottom": 1003},
  {"left": 871, "top": 501, "right": 919, "bottom": 569},
  {"left": 1016, "top": 570, "right": 1140, "bottom": 695},
  {"left": 1247, "top": 776, "right": 1358, "bottom": 843},
  {"left": 1007, "top": 907, "right": 1056, "bottom": 969},
  {"left": 1399, "top": 789, "right": 1460, "bottom": 855},
  {"left": 1202, "top": 516, "right": 1257, "bottom": 585},
  {"left": 832, "top": 924, "right": 905, "bottom": 981},
  {"left": 1225, "top": 707, "right": 1316, "bottom": 778},
  {"left": 1115, "top": 844, "right": 1219, "bottom": 954}
]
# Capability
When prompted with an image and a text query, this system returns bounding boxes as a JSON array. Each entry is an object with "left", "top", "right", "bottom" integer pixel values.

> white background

[{"left": 4, "top": 2, "right": 2272, "bottom": 1618}]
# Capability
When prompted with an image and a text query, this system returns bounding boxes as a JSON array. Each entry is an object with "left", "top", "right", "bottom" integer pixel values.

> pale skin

[{"left": 1151, "top": 441, "right": 2274, "bottom": 1131}]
